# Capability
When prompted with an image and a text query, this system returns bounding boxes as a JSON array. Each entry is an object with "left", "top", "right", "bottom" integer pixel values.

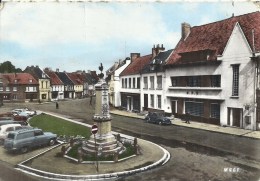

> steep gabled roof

[
  {"left": 55, "top": 72, "right": 74, "bottom": 86},
  {"left": 167, "top": 11, "right": 260, "bottom": 65},
  {"left": 2, "top": 73, "right": 38, "bottom": 85},
  {"left": 44, "top": 71, "right": 63, "bottom": 85},
  {"left": 141, "top": 49, "right": 173, "bottom": 74},
  {"left": 120, "top": 54, "right": 153, "bottom": 76},
  {"left": 24, "top": 66, "right": 50, "bottom": 80},
  {"left": 67, "top": 73, "right": 83, "bottom": 85}
]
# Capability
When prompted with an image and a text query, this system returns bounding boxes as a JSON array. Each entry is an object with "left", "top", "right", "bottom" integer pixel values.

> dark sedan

[{"left": 145, "top": 112, "right": 172, "bottom": 125}]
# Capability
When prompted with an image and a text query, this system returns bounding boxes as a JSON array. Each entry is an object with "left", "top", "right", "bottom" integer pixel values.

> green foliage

[
  {"left": 67, "top": 142, "right": 135, "bottom": 161},
  {"left": 29, "top": 114, "right": 91, "bottom": 138},
  {"left": 0, "top": 61, "right": 23, "bottom": 73}
]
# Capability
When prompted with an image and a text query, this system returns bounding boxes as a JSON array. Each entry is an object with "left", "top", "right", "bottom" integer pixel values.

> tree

[{"left": 0, "top": 61, "right": 22, "bottom": 73}]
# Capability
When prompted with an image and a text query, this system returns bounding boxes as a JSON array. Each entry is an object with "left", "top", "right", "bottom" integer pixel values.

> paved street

[{"left": 0, "top": 98, "right": 260, "bottom": 181}]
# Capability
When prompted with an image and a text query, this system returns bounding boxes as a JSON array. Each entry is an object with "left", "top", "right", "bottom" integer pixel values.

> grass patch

[
  {"left": 29, "top": 114, "right": 91, "bottom": 138},
  {"left": 67, "top": 142, "right": 135, "bottom": 161}
]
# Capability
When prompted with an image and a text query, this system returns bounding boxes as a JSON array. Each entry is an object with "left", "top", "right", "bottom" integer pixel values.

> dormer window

[
  {"left": 29, "top": 79, "right": 33, "bottom": 83},
  {"left": 14, "top": 79, "right": 18, "bottom": 83}
]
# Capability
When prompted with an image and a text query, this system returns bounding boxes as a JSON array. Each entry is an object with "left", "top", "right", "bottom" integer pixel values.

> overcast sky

[{"left": 0, "top": 1, "right": 259, "bottom": 73}]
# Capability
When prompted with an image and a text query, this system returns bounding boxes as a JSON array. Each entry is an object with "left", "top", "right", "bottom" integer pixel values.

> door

[
  {"left": 127, "top": 96, "right": 132, "bottom": 111},
  {"left": 228, "top": 108, "right": 242, "bottom": 127},
  {"left": 33, "top": 130, "right": 46, "bottom": 146},
  {"left": 171, "top": 101, "right": 177, "bottom": 115},
  {"left": 144, "top": 94, "right": 148, "bottom": 111},
  {"left": 233, "top": 108, "right": 242, "bottom": 127}
]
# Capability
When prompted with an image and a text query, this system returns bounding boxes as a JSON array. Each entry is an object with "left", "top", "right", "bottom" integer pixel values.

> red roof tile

[
  {"left": 2, "top": 73, "right": 38, "bottom": 85},
  {"left": 67, "top": 73, "right": 83, "bottom": 85},
  {"left": 44, "top": 71, "right": 63, "bottom": 85},
  {"left": 167, "top": 11, "right": 260, "bottom": 65},
  {"left": 120, "top": 54, "right": 153, "bottom": 76}
]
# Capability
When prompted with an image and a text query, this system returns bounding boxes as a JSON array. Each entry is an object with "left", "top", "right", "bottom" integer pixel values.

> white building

[
  {"left": 164, "top": 12, "right": 260, "bottom": 130},
  {"left": 106, "top": 57, "right": 133, "bottom": 107}
]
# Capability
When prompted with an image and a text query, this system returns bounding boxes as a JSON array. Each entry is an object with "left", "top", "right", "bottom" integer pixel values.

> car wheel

[
  {"left": 158, "top": 121, "right": 162, "bottom": 125},
  {"left": 49, "top": 139, "right": 56, "bottom": 146},
  {"left": 20, "top": 146, "right": 28, "bottom": 153}
]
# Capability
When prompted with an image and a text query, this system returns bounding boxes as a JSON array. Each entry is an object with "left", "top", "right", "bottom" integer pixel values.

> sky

[{"left": 0, "top": 1, "right": 259, "bottom": 73}]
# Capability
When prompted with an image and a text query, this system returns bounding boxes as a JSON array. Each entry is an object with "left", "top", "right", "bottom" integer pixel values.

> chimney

[
  {"left": 181, "top": 22, "right": 191, "bottom": 40},
  {"left": 56, "top": 68, "right": 59, "bottom": 72},
  {"left": 130, "top": 53, "right": 140, "bottom": 62},
  {"left": 152, "top": 44, "right": 165, "bottom": 58}
]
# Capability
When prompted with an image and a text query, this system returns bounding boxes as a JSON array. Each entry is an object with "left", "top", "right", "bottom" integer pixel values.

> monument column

[{"left": 83, "top": 63, "right": 121, "bottom": 155}]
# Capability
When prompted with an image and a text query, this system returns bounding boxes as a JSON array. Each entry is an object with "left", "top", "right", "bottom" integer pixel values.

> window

[
  {"left": 187, "top": 76, "right": 201, "bottom": 87},
  {"left": 41, "top": 81, "right": 44, "bottom": 88},
  {"left": 26, "top": 87, "right": 36, "bottom": 92},
  {"left": 211, "top": 103, "right": 220, "bottom": 119},
  {"left": 171, "top": 77, "right": 178, "bottom": 87},
  {"left": 6, "top": 87, "right": 10, "bottom": 91},
  {"left": 34, "top": 130, "right": 43, "bottom": 136},
  {"left": 144, "top": 77, "right": 148, "bottom": 89},
  {"left": 13, "top": 87, "right": 17, "bottom": 91},
  {"left": 6, "top": 127, "right": 14, "bottom": 132},
  {"left": 157, "top": 95, "right": 161, "bottom": 109},
  {"left": 150, "top": 94, "right": 154, "bottom": 107},
  {"left": 42, "top": 94, "right": 47, "bottom": 99},
  {"left": 137, "top": 78, "right": 140, "bottom": 89},
  {"left": 133, "top": 78, "right": 136, "bottom": 88},
  {"left": 150, "top": 76, "right": 154, "bottom": 89},
  {"left": 129, "top": 78, "right": 131, "bottom": 88},
  {"left": 185, "top": 101, "right": 204, "bottom": 116},
  {"left": 122, "top": 79, "right": 124, "bottom": 88},
  {"left": 232, "top": 64, "right": 239, "bottom": 96},
  {"left": 211, "top": 75, "right": 221, "bottom": 87},
  {"left": 13, "top": 94, "right": 17, "bottom": 100},
  {"left": 125, "top": 78, "right": 128, "bottom": 88},
  {"left": 157, "top": 76, "right": 162, "bottom": 89},
  {"left": 0, "top": 87, "right": 3, "bottom": 91}
]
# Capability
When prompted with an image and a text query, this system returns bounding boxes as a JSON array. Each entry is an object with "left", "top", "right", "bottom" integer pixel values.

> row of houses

[
  {"left": 106, "top": 11, "right": 260, "bottom": 131},
  {"left": 0, "top": 66, "right": 99, "bottom": 103}
]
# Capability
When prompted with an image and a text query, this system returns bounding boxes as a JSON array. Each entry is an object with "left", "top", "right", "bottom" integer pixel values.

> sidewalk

[{"left": 110, "top": 109, "right": 260, "bottom": 140}]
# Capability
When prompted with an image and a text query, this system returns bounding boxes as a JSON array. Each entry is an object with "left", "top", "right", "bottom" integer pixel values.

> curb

[
  {"left": 110, "top": 112, "right": 260, "bottom": 140},
  {"left": 15, "top": 112, "right": 171, "bottom": 180},
  {"left": 15, "top": 139, "right": 170, "bottom": 181}
]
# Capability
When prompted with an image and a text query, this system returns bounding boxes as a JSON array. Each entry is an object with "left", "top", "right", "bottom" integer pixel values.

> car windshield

[{"left": 7, "top": 133, "right": 15, "bottom": 139}]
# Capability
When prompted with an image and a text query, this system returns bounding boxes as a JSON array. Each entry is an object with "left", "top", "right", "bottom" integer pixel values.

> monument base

[{"left": 82, "top": 133, "right": 123, "bottom": 155}]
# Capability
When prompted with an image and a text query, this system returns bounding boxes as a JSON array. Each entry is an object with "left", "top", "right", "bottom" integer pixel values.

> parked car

[
  {"left": 0, "top": 124, "right": 32, "bottom": 144},
  {"left": 4, "top": 128, "right": 57, "bottom": 153},
  {"left": 0, "top": 120, "right": 28, "bottom": 126},
  {"left": 0, "top": 117, "right": 13, "bottom": 121},
  {"left": 145, "top": 112, "right": 172, "bottom": 125},
  {"left": 12, "top": 108, "right": 36, "bottom": 117}
]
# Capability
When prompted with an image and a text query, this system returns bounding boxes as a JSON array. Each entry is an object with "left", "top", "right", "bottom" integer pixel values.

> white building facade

[{"left": 164, "top": 12, "right": 260, "bottom": 130}]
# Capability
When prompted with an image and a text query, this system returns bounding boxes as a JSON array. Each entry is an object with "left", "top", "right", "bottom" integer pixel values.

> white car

[
  {"left": 0, "top": 124, "right": 24, "bottom": 144},
  {"left": 12, "top": 108, "right": 36, "bottom": 117}
]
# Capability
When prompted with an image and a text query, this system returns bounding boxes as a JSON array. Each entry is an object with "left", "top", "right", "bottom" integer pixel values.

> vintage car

[
  {"left": 145, "top": 112, "right": 172, "bottom": 125},
  {"left": 4, "top": 128, "right": 57, "bottom": 153}
]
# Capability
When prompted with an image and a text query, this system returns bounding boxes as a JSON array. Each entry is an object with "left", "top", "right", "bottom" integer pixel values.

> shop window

[{"left": 185, "top": 101, "right": 204, "bottom": 116}]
